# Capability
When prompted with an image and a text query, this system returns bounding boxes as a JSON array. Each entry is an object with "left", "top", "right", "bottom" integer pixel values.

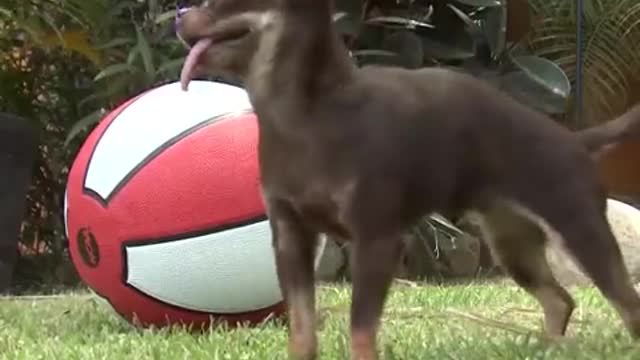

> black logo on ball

[{"left": 77, "top": 227, "right": 100, "bottom": 268}]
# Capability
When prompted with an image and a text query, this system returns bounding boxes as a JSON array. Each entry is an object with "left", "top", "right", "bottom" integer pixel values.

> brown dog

[{"left": 176, "top": 1, "right": 640, "bottom": 359}]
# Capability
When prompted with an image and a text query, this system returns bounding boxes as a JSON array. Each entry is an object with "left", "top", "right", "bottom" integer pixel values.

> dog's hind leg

[
  {"left": 535, "top": 198, "right": 640, "bottom": 339},
  {"left": 268, "top": 200, "right": 320, "bottom": 360},
  {"left": 473, "top": 201, "right": 576, "bottom": 338}
]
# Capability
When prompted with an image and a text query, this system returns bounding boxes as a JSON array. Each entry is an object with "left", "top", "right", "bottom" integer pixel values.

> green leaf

[
  {"left": 350, "top": 49, "right": 398, "bottom": 57},
  {"left": 421, "top": 36, "right": 475, "bottom": 61},
  {"left": 483, "top": 5, "right": 507, "bottom": 56},
  {"left": 500, "top": 55, "right": 571, "bottom": 115},
  {"left": 104, "top": 1, "right": 141, "bottom": 19},
  {"left": 352, "top": 49, "right": 401, "bottom": 67},
  {"left": 447, "top": 4, "right": 476, "bottom": 28},
  {"left": 93, "top": 63, "right": 136, "bottom": 81},
  {"left": 453, "top": 0, "right": 502, "bottom": 7},
  {"left": 366, "top": 16, "right": 435, "bottom": 30},
  {"left": 148, "top": 0, "right": 159, "bottom": 14},
  {"left": 381, "top": 31, "right": 424, "bottom": 69},
  {"left": 155, "top": 9, "right": 178, "bottom": 24},
  {"left": 77, "top": 92, "right": 106, "bottom": 110},
  {"left": 105, "top": 76, "right": 134, "bottom": 97},
  {"left": 447, "top": 4, "right": 491, "bottom": 60},
  {"left": 332, "top": 12, "right": 349, "bottom": 22},
  {"left": 428, "top": 214, "right": 465, "bottom": 237},
  {"left": 501, "top": 72, "right": 567, "bottom": 114},
  {"left": 135, "top": 25, "right": 155, "bottom": 77},
  {"left": 64, "top": 108, "right": 108, "bottom": 147},
  {"left": 527, "top": 0, "right": 640, "bottom": 121},
  {"left": 157, "top": 57, "right": 186, "bottom": 75},
  {"left": 127, "top": 45, "right": 140, "bottom": 65},
  {"left": 95, "top": 38, "right": 135, "bottom": 50},
  {"left": 333, "top": 12, "right": 361, "bottom": 38},
  {"left": 512, "top": 55, "right": 571, "bottom": 98},
  {"left": 34, "top": 11, "right": 65, "bottom": 46}
]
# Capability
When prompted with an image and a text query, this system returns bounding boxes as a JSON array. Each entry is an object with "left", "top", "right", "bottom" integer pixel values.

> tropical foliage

[
  {"left": 527, "top": 0, "right": 640, "bottom": 127},
  {"left": 0, "top": 0, "right": 184, "bottom": 288},
  {"left": 2, "top": 0, "right": 640, "bottom": 286}
]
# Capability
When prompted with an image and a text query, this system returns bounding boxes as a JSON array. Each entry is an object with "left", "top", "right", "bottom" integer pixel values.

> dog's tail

[{"left": 576, "top": 104, "right": 640, "bottom": 158}]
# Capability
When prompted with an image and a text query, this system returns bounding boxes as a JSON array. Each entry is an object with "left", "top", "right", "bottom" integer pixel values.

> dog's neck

[{"left": 244, "top": 0, "right": 354, "bottom": 129}]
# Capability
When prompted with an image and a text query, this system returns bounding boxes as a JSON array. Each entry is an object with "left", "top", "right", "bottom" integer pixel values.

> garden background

[{"left": 2, "top": 0, "right": 640, "bottom": 293}]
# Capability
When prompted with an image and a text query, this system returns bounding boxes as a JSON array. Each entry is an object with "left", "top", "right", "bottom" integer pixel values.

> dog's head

[{"left": 175, "top": 0, "right": 279, "bottom": 89}]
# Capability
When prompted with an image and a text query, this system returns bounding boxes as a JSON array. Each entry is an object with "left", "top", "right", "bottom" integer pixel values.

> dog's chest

[
  {"left": 293, "top": 179, "right": 356, "bottom": 238},
  {"left": 257, "top": 116, "right": 359, "bottom": 237},
  {"left": 265, "top": 168, "right": 357, "bottom": 238}
]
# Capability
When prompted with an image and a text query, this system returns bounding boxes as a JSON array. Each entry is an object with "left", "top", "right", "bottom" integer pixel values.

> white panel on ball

[
  {"left": 63, "top": 188, "right": 69, "bottom": 239},
  {"left": 125, "top": 222, "right": 327, "bottom": 314},
  {"left": 84, "top": 80, "right": 252, "bottom": 201},
  {"left": 125, "top": 220, "right": 280, "bottom": 313}
]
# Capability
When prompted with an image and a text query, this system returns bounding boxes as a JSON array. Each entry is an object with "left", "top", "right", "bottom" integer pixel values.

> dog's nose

[
  {"left": 175, "top": 6, "right": 195, "bottom": 46},
  {"left": 174, "top": 5, "right": 212, "bottom": 48},
  {"left": 175, "top": 6, "right": 192, "bottom": 28},
  {"left": 177, "top": 7, "right": 192, "bottom": 17}
]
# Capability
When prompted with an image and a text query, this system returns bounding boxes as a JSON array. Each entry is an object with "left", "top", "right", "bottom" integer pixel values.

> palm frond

[{"left": 527, "top": 0, "right": 640, "bottom": 125}]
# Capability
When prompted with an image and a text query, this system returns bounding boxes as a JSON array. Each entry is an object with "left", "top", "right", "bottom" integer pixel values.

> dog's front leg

[
  {"left": 350, "top": 233, "right": 404, "bottom": 360},
  {"left": 268, "top": 201, "right": 320, "bottom": 360}
]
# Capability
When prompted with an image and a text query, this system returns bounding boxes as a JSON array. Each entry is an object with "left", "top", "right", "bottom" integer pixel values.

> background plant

[
  {"left": 527, "top": 0, "right": 640, "bottom": 127},
  {"left": 0, "top": 0, "right": 183, "bottom": 289},
  {"left": 2, "top": 0, "right": 640, "bottom": 288}
]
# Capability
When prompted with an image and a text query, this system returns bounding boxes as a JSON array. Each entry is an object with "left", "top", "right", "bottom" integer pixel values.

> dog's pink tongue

[{"left": 180, "top": 38, "right": 213, "bottom": 91}]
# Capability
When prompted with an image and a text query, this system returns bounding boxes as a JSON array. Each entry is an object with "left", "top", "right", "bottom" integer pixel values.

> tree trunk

[{"left": 0, "top": 113, "right": 37, "bottom": 293}]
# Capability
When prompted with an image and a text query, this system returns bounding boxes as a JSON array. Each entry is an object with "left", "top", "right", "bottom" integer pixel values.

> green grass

[{"left": 1, "top": 280, "right": 639, "bottom": 359}]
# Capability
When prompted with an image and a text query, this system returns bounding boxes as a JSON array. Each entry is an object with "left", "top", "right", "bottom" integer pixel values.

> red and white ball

[{"left": 64, "top": 80, "right": 325, "bottom": 329}]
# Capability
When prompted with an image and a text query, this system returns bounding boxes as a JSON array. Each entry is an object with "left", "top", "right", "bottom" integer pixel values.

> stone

[
  {"left": 401, "top": 217, "right": 482, "bottom": 280},
  {"left": 316, "top": 236, "right": 347, "bottom": 282},
  {"left": 547, "top": 198, "right": 640, "bottom": 287},
  {"left": 315, "top": 216, "right": 484, "bottom": 281},
  {"left": 438, "top": 232, "right": 482, "bottom": 277}
]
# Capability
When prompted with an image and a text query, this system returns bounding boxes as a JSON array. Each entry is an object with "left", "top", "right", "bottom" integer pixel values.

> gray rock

[
  {"left": 315, "top": 236, "right": 346, "bottom": 282},
  {"left": 401, "top": 223, "right": 481, "bottom": 280},
  {"left": 438, "top": 232, "right": 481, "bottom": 278},
  {"left": 547, "top": 198, "right": 640, "bottom": 287}
]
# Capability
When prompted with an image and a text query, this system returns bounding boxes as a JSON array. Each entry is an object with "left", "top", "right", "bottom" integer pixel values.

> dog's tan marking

[{"left": 468, "top": 201, "right": 576, "bottom": 337}]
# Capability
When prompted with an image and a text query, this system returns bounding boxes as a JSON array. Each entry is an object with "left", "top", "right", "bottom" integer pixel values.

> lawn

[{"left": 1, "top": 280, "right": 639, "bottom": 359}]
